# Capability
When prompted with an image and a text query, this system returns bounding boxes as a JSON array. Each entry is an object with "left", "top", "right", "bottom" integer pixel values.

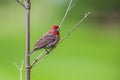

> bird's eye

[{"left": 55, "top": 28, "right": 60, "bottom": 31}]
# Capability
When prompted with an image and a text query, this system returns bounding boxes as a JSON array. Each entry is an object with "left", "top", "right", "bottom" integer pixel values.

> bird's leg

[
  {"left": 45, "top": 49, "right": 50, "bottom": 54},
  {"left": 52, "top": 45, "right": 57, "bottom": 49}
]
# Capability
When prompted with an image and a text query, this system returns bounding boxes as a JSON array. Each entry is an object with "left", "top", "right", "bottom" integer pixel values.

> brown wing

[
  {"left": 45, "top": 35, "right": 60, "bottom": 48},
  {"left": 35, "top": 32, "right": 56, "bottom": 49}
]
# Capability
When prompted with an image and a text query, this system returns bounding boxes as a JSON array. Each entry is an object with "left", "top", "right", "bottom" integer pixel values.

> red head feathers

[{"left": 49, "top": 25, "right": 60, "bottom": 35}]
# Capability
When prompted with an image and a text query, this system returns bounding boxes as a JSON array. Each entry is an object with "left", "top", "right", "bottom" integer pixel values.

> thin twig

[
  {"left": 14, "top": 63, "right": 20, "bottom": 70},
  {"left": 16, "top": 0, "right": 26, "bottom": 9},
  {"left": 59, "top": 0, "right": 73, "bottom": 27},
  {"left": 69, "top": 3, "right": 76, "bottom": 11},
  {"left": 20, "top": 60, "right": 24, "bottom": 80},
  {"left": 30, "top": 48, "right": 53, "bottom": 68},
  {"left": 59, "top": 12, "right": 91, "bottom": 43},
  {"left": 14, "top": 60, "right": 24, "bottom": 80},
  {"left": 30, "top": 12, "right": 91, "bottom": 68},
  {"left": 30, "top": 50, "right": 46, "bottom": 68}
]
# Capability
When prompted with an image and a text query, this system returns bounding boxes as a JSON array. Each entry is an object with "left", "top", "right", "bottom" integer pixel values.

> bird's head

[{"left": 49, "top": 25, "right": 60, "bottom": 35}]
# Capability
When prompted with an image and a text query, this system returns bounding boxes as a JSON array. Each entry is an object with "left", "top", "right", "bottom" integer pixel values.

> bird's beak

[{"left": 56, "top": 28, "right": 60, "bottom": 31}]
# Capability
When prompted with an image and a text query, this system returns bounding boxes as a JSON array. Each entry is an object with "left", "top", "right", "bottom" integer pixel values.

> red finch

[{"left": 30, "top": 25, "right": 60, "bottom": 54}]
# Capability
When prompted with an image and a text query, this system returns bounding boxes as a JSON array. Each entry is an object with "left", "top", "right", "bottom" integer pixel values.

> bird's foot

[{"left": 45, "top": 49, "right": 50, "bottom": 54}]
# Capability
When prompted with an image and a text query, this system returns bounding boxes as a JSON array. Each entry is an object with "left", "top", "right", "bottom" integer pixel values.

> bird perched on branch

[{"left": 30, "top": 25, "right": 60, "bottom": 54}]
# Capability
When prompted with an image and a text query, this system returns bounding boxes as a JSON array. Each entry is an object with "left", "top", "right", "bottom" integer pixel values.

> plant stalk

[{"left": 25, "top": 0, "right": 31, "bottom": 80}]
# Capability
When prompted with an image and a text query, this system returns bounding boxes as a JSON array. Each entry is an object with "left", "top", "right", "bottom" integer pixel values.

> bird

[{"left": 30, "top": 25, "right": 60, "bottom": 54}]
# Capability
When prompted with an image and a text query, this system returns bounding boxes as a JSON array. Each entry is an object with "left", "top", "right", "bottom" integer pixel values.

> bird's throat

[{"left": 53, "top": 31, "right": 59, "bottom": 35}]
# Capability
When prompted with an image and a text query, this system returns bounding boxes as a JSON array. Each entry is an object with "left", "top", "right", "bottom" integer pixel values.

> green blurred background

[{"left": 0, "top": 0, "right": 120, "bottom": 80}]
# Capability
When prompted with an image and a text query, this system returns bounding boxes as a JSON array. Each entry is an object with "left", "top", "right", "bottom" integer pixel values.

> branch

[
  {"left": 59, "top": 12, "right": 91, "bottom": 43},
  {"left": 25, "top": 0, "right": 31, "bottom": 80},
  {"left": 30, "top": 49, "right": 51, "bottom": 68},
  {"left": 59, "top": 0, "right": 74, "bottom": 27},
  {"left": 69, "top": 3, "right": 76, "bottom": 11},
  {"left": 30, "top": 12, "right": 91, "bottom": 68},
  {"left": 14, "top": 60, "right": 24, "bottom": 80},
  {"left": 16, "top": 0, "right": 26, "bottom": 9}
]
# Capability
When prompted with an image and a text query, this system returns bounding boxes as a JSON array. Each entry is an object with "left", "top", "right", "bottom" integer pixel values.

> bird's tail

[{"left": 30, "top": 47, "right": 39, "bottom": 55}]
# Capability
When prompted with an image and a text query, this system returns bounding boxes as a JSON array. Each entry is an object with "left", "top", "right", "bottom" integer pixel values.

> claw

[{"left": 45, "top": 49, "right": 50, "bottom": 54}]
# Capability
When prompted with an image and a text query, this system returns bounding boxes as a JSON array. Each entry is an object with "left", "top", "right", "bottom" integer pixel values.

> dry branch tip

[{"left": 16, "top": 0, "right": 26, "bottom": 9}]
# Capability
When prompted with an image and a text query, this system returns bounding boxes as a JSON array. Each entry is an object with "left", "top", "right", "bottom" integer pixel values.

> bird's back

[{"left": 35, "top": 32, "right": 56, "bottom": 49}]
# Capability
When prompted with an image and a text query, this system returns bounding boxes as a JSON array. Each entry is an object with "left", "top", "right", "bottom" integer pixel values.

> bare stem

[
  {"left": 59, "top": 0, "right": 73, "bottom": 27},
  {"left": 30, "top": 12, "right": 91, "bottom": 68},
  {"left": 25, "top": 0, "right": 31, "bottom": 80}
]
